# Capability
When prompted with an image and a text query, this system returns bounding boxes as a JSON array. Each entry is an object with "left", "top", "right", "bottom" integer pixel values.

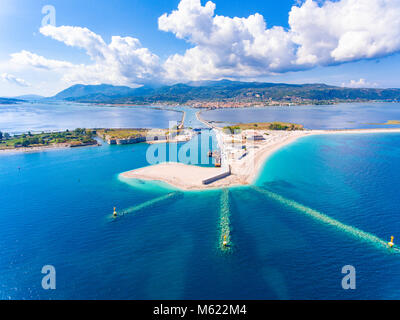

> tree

[
  {"left": 21, "top": 139, "right": 30, "bottom": 147},
  {"left": 0, "top": 131, "right": 2, "bottom": 141},
  {"left": 4, "top": 133, "right": 10, "bottom": 140}
]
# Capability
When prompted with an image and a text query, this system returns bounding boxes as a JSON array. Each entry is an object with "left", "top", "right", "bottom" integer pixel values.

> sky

[{"left": 1, "top": 0, "right": 400, "bottom": 97}]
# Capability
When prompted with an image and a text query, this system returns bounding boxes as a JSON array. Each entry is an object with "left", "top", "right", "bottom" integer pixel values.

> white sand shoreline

[
  {"left": 0, "top": 143, "right": 100, "bottom": 155},
  {"left": 120, "top": 128, "right": 400, "bottom": 191}
]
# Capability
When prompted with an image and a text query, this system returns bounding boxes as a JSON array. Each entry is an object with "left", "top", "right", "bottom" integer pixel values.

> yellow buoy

[
  {"left": 113, "top": 207, "right": 117, "bottom": 217},
  {"left": 223, "top": 235, "right": 227, "bottom": 247},
  {"left": 388, "top": 236, "right": 394, "bottom": 248}
]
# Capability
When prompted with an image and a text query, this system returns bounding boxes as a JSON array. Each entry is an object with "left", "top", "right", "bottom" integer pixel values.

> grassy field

[
  {"left": 223, "top": 122, "right": 304, "bottom": 133},
  {"left": 96, "top": 128, "right": 150, "bottom": 139}
]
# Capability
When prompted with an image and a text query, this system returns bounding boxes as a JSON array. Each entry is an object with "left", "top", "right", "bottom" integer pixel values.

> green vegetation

[
  {"left": 224, "top": 122, "right": 303, "bottom": 133},
  {"left": 53, "top": 81, "right": 400, "bottom": 104},
  {"left": 385, "top": 120, "right": 400, "bottom": 125},
  {"left": 0, "top": 128, "right": 97, "bottom": 150},
  {"left": 223, "top": 126, "right": 242, "bottom": 134},
  {"left": 367, "top": 120, "right": 400, "bottom": 125},
  {"left": 97, "top": 128, "right": 181, "bottom": 141},
  {"left": 97, "top": 128, "right": 150, "bottom": 140}
]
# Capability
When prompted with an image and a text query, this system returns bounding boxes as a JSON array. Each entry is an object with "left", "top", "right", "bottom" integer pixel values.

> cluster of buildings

[
  {"left": 216, "top": 129, "right": 266, "bottom": 168},
  {"left": 186, "top": 98, "right": 323, "bottom": 109}
]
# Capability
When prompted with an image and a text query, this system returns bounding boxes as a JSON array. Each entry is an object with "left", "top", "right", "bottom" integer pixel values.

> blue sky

[{"left": 1, "top": 0, "right": 400, "bottom": 96}]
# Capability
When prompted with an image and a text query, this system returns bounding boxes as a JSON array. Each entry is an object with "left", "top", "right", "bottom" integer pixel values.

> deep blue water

[
  {"left": 202, "top": 102, "right": 400, "bottom": 129},
  {"left": 1, "top": 132, "right": 400, "bottom": 299}
]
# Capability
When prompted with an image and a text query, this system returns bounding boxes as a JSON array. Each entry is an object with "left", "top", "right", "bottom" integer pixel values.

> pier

[
  {"left": 202, "top": 165, "right": 231, "bottom": 185},
  {"left": 178, "top": 111, "right": 186, "bottom": 130}
]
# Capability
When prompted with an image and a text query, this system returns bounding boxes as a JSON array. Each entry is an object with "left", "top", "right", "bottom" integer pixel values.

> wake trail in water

[
  {"left": 251, "top": 186, "right": 398, "bottom": 253},
  {"left": 219, "top": 188, "right": 233, "bottom": 252},
  {"left": 116, "top": 192, "right": 183, "bottom": 217}
]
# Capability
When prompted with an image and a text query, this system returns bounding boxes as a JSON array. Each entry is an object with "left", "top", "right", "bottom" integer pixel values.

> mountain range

[
  {"left": 49, "top": 80, "right": 400, "bottom": 105},
  {"left": 4, "top": 80, "right": 400, "bottom": 106}
]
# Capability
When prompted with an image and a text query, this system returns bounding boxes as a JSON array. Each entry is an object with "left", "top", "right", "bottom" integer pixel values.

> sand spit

[{"left": 120, "top": 128, "right": 400, "bottom": 190}]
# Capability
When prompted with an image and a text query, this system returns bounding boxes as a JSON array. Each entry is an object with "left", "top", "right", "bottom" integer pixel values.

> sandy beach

[
  {"left": 0, "top": 143, "right": 100, "bottom": 155},
  {"left": 120, "top": 127, "right": 400, "bottom": 191}
]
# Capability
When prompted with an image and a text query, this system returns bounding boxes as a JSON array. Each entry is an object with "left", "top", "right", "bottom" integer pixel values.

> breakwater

[
  {"left": 219, "top": 188, "right": 233, "bottom": 252},
  {"left": 251, "top": 186, "right": 397, "bottom": 252},
  {"left": 114, "top": 192, "right": 183, "bottom": 218}
]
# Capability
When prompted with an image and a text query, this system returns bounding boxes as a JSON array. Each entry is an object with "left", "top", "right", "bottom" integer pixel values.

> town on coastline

[{"left": 19, "top": 81, "right": 400, "bottom": 108}]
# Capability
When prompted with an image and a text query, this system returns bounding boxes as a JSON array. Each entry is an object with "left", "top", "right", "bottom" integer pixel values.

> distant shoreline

[{"left": 91, "top": 99, "right": 400, "bottom": 110}]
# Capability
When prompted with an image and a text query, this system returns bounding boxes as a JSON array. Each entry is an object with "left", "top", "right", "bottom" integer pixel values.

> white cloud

[
  {"left": 341, "top": 78, "right": 378, "bottom": 88},
  {"left": 159, "top": 0, "right": 299, "bottom": 81},
  {"left": 160, "top": 0, "right": 400, "bottom": 81},
  {"left": 289, "top": 0, "right": 400, "bottom": 65},
  {"left": 40, "top": 25, "right": 108, "bottom": 61},
  {"left": 6, "top": 0, "right": 400, "bottom": 88},
  {"left": 1, "top": 73, "right": 30, "bottom": 87},
  {"left": 38, "top": 25, "right": 161, "bottom": 85},
  {"left": 10, "top": 50, "right": 75, "bottom": 70}
]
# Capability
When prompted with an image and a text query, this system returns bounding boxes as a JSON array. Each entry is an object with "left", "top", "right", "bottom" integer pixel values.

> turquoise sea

[{"left": 1, "top": 103, "right": 400, "bottom": 299}]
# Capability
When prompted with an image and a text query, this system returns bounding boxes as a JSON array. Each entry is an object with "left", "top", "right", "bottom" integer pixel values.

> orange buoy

[{"left": 223, "top": 235, "right": 227, "bottom": 246}]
